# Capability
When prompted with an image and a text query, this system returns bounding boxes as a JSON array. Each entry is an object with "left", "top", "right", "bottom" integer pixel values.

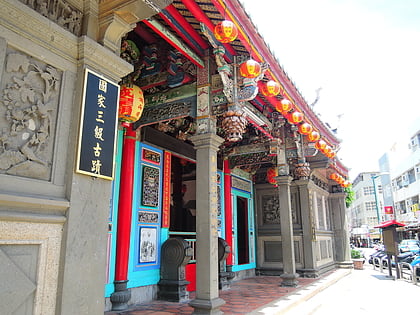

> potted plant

[{"left": 351, "top": 249, "right": 364, "bottom": 270}]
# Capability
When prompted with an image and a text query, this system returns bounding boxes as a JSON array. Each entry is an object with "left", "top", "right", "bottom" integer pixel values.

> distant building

[
  {"left": 349, "top": 121, "right": 420, "bottom": 244},
  {"left": 349, "top": 172, "right": 384, "bottom": 245},
  {"left": 390, "top": 125, "right": 420, "bottom": 230}
]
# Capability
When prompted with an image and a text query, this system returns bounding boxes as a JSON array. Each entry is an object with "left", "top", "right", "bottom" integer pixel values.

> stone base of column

[
  {"left": 110, "top": 280, "right": 131, "bottom": 311},
  {"left": 189, "top": 297, "right": 225, "bottom": 315},
  {"left": 336, "top": 261, "right": 354, "bottom": 269},
  {"left": 280, "top": 273, "right": 299, "bottom": 287},
  {"left": 158, "top": 279, "right": 190, "bottom": 302}
]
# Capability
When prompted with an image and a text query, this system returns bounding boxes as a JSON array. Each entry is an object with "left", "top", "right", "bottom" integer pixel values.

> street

[{"left": 286, "top": 260, "right": 420, "bottom": 315}]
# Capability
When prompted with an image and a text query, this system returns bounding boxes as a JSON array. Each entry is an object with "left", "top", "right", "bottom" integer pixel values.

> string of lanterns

[
  {"left": 214, "top": 19, "right": 339, "bottom": 162},
  {"left": 329, "top": 172, "right": 351, "bottom": 188}
]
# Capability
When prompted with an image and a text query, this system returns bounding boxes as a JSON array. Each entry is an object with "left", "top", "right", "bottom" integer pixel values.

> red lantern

[
  {"left": 239, "top": 59, "right": 262, "bottom": 78},
  {"left": 287, "top": 111, "right": 304, "bottom": 124},
  {"left": 307, "top": 130, "right": 320, "bottom": 142},
  {"left": 260, "top": 80, "right": 281, "bottom": 97},
  {"left": 118, "top": 85, "right": 145, "bottom": 123},
  {"left": 329, "top": 173, "right": 339, "bottom": 181},
  {"left": 214, "top": 20, "right": 238, "bottom": 43},
  {"left": 279, "top": 99, "right": 293, "bottom": 112},
  {"left": 298, "top": 122, "right": 313, "bottom": 135},
  {"left": 343, "top": 180, "right": 351, "bottom": 188},
  {"left": 315, "top": 139, "right": 327, "bottom": 151},
  {"left": 266, "top": 167, "right": 278, "bottom": 185}
]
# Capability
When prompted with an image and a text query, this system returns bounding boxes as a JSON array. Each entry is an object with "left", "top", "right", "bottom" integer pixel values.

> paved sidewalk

[
  {"left": 105, "top": 268, "right": 352, "bottom": 314},
  {"left": 284, "top": 264, "right": 420, "bottom": 314}
]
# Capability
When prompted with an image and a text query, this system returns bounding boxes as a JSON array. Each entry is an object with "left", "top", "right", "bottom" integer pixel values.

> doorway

[{"left": 236, "top": 196, "right": 249, "bottom": 265}]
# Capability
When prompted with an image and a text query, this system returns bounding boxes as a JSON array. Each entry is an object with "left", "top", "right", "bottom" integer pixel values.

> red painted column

[
  {"left": 223, "top": 159, "right": 233, "bottom": 265},
  {"left": 111, "top": 123, "right": 136, "bottom": 310}
]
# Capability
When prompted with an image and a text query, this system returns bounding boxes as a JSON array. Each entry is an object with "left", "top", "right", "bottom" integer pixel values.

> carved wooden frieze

[
  {"left": 231, "top": 176, "right": 252, "bottom": 193},
  {"left": 135, "top": 96, "right": 196, "bottom": 126},
  {"left": 229, "top": 151, "right": 275, "bottom": 168},
  {"left": 0, "top": 49, "right": 61, "bottom": 180},
  {"left": 18, "top": 0, "right": 83, "bottom": 36}
]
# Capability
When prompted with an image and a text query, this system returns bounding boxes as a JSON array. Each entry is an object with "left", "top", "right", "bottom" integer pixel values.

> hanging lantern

[
  {"left": 278, "top": 99, "right": 293, "bottom": 112},
  {"left": 287, "top": 111, "right": 304, "bottom": 124},
  {"left": 260, "top": 80, "right": 281, "bottom": 97},
  {"left": 298, "top": 122, "right": 313, "bottom": 135},
  {"left": 329, "top": 173, "right": 339, "bottom": 181},
  {"left": 118, "top": 85, "right": 145, "bottom": 123},
  {"left": 329, "top": 150, "right": 336, "bottom": 158},
  {"left": 315, "top": 139, "right": 327, "bottom": 151},
  {"left": 266, "top": 167, "right": 278, "bottom": 185},
  {"left": 214, "top": 20, "right": 238, "bottom": 43},
  {"left": 239, "top": 59, "right": 262, "bottom": 78},
  {"left": 307, "top": 130, "right": 320, "bottom": 142},
  {"left": 343, "top": 180, "right": 351, "bottom": 188}
]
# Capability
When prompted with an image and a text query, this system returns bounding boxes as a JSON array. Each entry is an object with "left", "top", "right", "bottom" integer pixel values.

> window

[
  {"left": 408, "top": 169, "right": 416, "bottom": 184},
  {"left": 365, "top": 201, "right": 377, "bottom": 212},
  {"left": 397, "top": 201, "right": 407, "bottom": 214},
  {"left": 363, "top": 186, "right": 375, "bottom": 195}
]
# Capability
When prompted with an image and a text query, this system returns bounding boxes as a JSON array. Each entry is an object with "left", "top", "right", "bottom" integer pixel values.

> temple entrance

[
  {"left": 170, "top": 155, "right": 196, "bottom": 233},
  {"left": 168, "top": 154, "right": 197, "bottom": 291},
  {"left": 236, "top": 196, "right": 250, "bottom": 265}
]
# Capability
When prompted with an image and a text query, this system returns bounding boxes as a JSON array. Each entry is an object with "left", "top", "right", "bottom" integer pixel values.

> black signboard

[{"left": 76, "top": 69, "right": 119, "bottom": 180}]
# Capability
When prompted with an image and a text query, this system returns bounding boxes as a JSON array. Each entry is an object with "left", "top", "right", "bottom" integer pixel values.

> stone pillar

[
  {"left": 295, "top": 179, "right": 318, "bottom": 277},
  {"left": 189, "top": 133, "right": 225, "bottom": 315},
  {"left": 330, "top": 192, "right": 352, "bottom": 268},
  {"left": 276, "top": 175, "right": 299, "bottom": 287}
]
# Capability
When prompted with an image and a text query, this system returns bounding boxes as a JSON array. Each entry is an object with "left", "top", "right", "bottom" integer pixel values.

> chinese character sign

[{"left": 76, "top": 69, "right": 119, "bottom": 180}]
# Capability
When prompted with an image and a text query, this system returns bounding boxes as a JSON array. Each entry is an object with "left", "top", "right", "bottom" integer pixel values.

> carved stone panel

[
  {"left": 0, "top": 48, "right": 62, "bottom": 180},
  {"left": 262, "top": 194, "right": 280, "bottom": 224},
  {"left": 18, "top": 0, "right": 83, "bottom": 36}
]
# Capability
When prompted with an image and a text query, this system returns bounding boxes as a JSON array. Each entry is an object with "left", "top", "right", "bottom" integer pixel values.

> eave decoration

[{"left": 202, "top": 23, "right": 268, "bottom": 142}]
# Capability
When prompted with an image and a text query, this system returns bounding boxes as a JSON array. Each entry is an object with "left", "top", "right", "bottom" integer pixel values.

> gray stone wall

[{"left": 0, "top": 1, "right": 132, "bottom": 314}]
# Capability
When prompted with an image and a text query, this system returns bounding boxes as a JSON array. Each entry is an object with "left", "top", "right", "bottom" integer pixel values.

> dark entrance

[
  {"left": 236, "top": 196, "right": 249, "bottom": 265},
  {"left": 170, "top": 155, "right": 196, "bottom": 232}
]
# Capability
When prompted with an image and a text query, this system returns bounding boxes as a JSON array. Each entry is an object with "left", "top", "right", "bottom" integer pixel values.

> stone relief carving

[
  {"left": 18, "top": 0, "right": 83, "bottom": 36},
  {"left": 0, "top": 49, "right": 61, "bottom": 180},
  {"left": 262, "top": 195, "right": 280, "bottom": 224}
]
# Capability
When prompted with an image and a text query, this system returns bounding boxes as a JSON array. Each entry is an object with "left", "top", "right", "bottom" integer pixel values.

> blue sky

[{"left": 240, "top": 0, "right": 420, "bottom": 179}]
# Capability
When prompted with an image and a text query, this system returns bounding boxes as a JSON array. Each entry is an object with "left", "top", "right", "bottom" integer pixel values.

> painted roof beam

[
  {"left": 142, "top": 17, "right": 205, "bottom": 68},
  {"left": 163, "top": 4, "right": 209, "bottom": 50},
  {"left": 180, "top": 0, "right": 236, "bottom": 62}
]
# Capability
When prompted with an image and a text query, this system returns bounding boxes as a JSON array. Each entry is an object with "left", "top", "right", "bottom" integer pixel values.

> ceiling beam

[{"left": 142, "top": 17, "right": 205, "bottom": 68}]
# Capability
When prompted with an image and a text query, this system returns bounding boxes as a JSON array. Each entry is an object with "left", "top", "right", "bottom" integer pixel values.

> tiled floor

[{"left": 105, "top": 274, "right": 322, "bottom": 315}]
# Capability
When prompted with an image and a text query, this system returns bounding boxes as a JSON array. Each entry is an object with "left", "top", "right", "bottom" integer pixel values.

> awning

[{"left": 374, "top": 220, "right": 406, "bottom": 229}]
